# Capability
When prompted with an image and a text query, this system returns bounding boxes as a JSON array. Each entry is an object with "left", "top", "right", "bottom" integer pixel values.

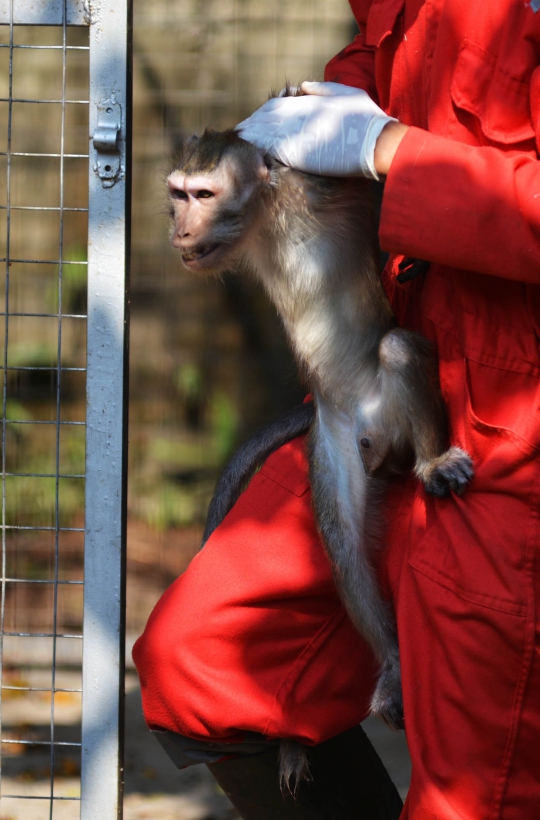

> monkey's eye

[
  {"left": 196, "top": 190, "right": 214, "bottom": 199},
  {"left": 171, "top": 189, "right": 188, "bottom": 200}
]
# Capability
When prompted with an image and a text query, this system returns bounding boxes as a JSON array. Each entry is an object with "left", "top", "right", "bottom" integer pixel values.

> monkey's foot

[
  {"left": 420, "top": 447, "right": 474, "bottom": 498},
  {"left": 278, "top": 739, "right": 311, "bottom": 796},
  {"left": 370, "top": 661, "right": 404, "bottom": 731}
]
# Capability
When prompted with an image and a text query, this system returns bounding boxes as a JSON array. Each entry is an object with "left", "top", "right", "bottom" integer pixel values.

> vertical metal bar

[
  {"left": 49, "top": 5, "right": 69, "bottom": 815},
  {"left": 81, "top": 0, "right": 131, "bottom": 815},
  {"left": 0, "top": 0, "right": 14, "bottom": 797}
]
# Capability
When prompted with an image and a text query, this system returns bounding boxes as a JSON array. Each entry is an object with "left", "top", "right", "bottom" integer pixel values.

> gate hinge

[{"left": 92, "top": 99, "right": 123, "bottom": 188}]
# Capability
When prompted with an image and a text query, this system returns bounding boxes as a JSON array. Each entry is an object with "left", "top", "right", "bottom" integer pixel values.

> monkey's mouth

[{"left": 181, "top": 244, "right": 220, "bottom": 267}]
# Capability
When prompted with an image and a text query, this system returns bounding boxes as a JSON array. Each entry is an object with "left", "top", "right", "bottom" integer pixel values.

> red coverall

[{"left": 133, "top": 1, "right": 540, "bottom": 817}]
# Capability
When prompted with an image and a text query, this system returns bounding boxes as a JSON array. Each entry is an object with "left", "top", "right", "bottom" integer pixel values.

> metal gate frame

[
  {"left": 0, "top": 0, "right": 131, "bottom": 817},
  {"left": 83, "top": 0, "right": 131, "bottom": 814}
]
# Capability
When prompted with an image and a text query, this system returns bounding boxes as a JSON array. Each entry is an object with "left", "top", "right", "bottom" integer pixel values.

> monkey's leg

[
  {"left": 202, "top": 401, "right": 314, "bottom": 546},
  {"left": 379, "top": 328, "right": 473, "bottom": 496},
  {"left": 308, "top": 398, "right": 403, "bottom": 730}
]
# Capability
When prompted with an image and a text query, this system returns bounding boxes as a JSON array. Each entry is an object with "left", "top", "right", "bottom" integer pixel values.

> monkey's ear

[
  {"left": 258, "top": 152, "right": 280, "bottom": 186},
  {"left": 257, "top": 159, "right": 271, "bottom": 182},
  {"left": 251, "top": 149, "right": 271, "bottom": 182}
]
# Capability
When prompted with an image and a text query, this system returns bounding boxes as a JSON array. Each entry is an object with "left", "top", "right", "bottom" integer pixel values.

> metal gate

[{"left": 0, "top": 0, "right": 130, "bottom": 817}]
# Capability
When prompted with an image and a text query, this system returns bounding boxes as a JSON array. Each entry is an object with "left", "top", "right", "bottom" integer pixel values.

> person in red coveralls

[{"left": 133, "top": 1, "right": 540, "bottom": 817}]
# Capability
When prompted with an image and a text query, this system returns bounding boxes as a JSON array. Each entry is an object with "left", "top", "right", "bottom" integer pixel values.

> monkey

[{"left": 166, "top": 107, "right": 473, "bottom": 776}]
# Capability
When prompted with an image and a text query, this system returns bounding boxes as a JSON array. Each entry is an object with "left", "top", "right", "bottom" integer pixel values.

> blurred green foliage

[
  {"left": 2, "top": 400, "right": 86, "bottom": 527},
  {"left": 129, "top": 371, "right": 240, "bottom": 530}
]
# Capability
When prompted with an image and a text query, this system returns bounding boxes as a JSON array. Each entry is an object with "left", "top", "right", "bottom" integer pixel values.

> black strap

[{"left": 396, "top": 257, "right": 430, "bottom": 283}]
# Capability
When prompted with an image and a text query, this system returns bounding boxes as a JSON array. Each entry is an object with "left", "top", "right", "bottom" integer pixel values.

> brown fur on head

[
  {"left": 170, "top": 128, "right": 270, "bottom": 178},
  {"left": 166, "top": 87, "right": 309, "bottom": 271}
]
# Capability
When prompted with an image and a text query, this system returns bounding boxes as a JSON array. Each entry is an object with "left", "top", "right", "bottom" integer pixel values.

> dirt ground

[{"left": 123, "top": 669, "right": 239, "bottom": 820}]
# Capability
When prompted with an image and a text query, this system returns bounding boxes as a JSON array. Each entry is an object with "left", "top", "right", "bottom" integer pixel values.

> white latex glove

[{"left": 236, "top": 81, "right": 397, "bottom": 180}]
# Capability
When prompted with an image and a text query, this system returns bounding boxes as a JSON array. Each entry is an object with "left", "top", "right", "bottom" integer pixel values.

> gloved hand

[{"left": 236, "top": 81, "right": 397, "bottom": 180}]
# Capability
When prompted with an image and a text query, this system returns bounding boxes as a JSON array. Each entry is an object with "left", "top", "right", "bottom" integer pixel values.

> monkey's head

[{"left": 168, "top": 129, "right": 275, "bottom": 274}]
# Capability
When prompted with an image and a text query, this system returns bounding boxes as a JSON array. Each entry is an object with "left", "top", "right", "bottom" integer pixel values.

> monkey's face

[{"left": 167, "top": 135, "right": 271, "bottom": 274}]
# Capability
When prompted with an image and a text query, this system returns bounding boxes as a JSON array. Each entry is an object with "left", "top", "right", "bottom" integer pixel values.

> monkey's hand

[
  {"left": 236, "top": 81, "right": 396, "bottom": 181},
  {"left": 419, "top": 446, "right": 474, "bottom": 498}
]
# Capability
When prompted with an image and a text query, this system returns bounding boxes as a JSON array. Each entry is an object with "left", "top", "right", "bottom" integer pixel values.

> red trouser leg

[
  {"left": 389, "top": 363, "right": 540, "bottom": 820},
  {"left": 133, "top": 436, "right": 378, "bottom": 745},
  {"left": 133, "top": 424, "right": 540, "bottom": 818}
]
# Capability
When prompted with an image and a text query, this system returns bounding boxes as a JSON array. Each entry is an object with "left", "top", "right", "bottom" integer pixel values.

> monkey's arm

[{"left": 202, "top": 401, "right": 314, "bottom": 546}]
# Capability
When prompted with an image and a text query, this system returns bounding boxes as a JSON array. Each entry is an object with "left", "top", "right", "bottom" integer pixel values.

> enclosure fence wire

[{"left": 0, "top": 1, "right": 90, "bottom": 816}]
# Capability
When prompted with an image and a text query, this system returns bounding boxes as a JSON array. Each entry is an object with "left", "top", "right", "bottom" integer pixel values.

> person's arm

[
  {"left": 240, "top": 94, "right": 540, "bottom": 285},
  {"left": 377, "top": 124, "right": 540, "bottom": 285},
  {"left": 324, "top": 32, "right": 378, "bottom": 104},
  {"left": 373, "top": 121, "right": 409, "bottom": 177},
  {"left": 237, "top": 76, "right": 540, "bottom": 285}
]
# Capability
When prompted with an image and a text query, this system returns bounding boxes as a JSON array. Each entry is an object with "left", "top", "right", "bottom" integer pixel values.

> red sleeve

[
  {"left": 324, "top": 34, "right": 378, "bottom": 103},
  {"left": 380, "top": 126, "right": 540, "bottom": 285},
  {"left": 324, "top": 1, "right": 378, "bottom": 104}
]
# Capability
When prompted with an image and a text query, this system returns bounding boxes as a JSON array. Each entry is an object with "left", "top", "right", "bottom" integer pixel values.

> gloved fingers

[
  {"left": 300, "top": 85, "right": 389, "bottom": 122},
  {"left": 239, "top": 115, "right": 358, "bottom": 175},
  {"left": 236, "top": 97, "right": 324, "bottom": 157},
  {"left": 236, "top": 118, "right": 308, "bottom": 156},
  {"left": 236, "top": 93, "right": 322, "bottom": 134},
  {"left": 237, "top": 96, "right": 377, "bottom": 149},
  {"left": 237, "top": 130, "right": 279, "bottom": 154},
  {"left": 235, "top": 92, "right": 398, "bottom": 177},
  {"left": 301, "top": 80, "right": 365, "bottom": 97},
  {"left": 275, "top": 81, "right": 359, "bottom": 99}
]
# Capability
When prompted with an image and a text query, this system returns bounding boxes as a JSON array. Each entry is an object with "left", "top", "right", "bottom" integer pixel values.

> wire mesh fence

[
  {"left": 0, "top": 17, "right": 88, "bottom": 820},
  {"left": 0, "top": 1, "right": 130, "bottom": 817}
]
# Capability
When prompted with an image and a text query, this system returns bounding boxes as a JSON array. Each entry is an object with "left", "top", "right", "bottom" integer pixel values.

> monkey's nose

[{"left": 171, "top": 233, "right": 187, "bottom": 249}]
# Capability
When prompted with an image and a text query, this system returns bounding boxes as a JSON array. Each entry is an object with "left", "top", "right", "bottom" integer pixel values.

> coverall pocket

[
  {"left": 407, "top": 358, "right": 539, "bottom": 616},
  {"left": 463, "top": 357, "right": 540, "bottom": 452},
  {"left": 451, "top": 39, "right": 535, "bottom": 148},
  {"left": 407, "top": 501, "right": 530, "bottom": 618}
]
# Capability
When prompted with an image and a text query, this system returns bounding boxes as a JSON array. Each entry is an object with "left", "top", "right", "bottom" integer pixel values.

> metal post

[
  {"left": 82, "top": 0, "right": 131, "bottom": 816},
  {"left": 0, "top": 1, "right": 129, "bottom": 817},
  {"left": 0, "top": 0, "right": 130, "bottom": 811}
]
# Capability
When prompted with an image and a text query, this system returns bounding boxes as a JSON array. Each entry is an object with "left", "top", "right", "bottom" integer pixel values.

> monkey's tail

[{"left": 201, "top": 401, "right": 315, "bottom": 547}]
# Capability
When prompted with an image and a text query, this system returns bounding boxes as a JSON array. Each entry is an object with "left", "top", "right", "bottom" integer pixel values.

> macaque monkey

[{"left": 167, "top": 101, "right": 473, "bottom": 776}]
